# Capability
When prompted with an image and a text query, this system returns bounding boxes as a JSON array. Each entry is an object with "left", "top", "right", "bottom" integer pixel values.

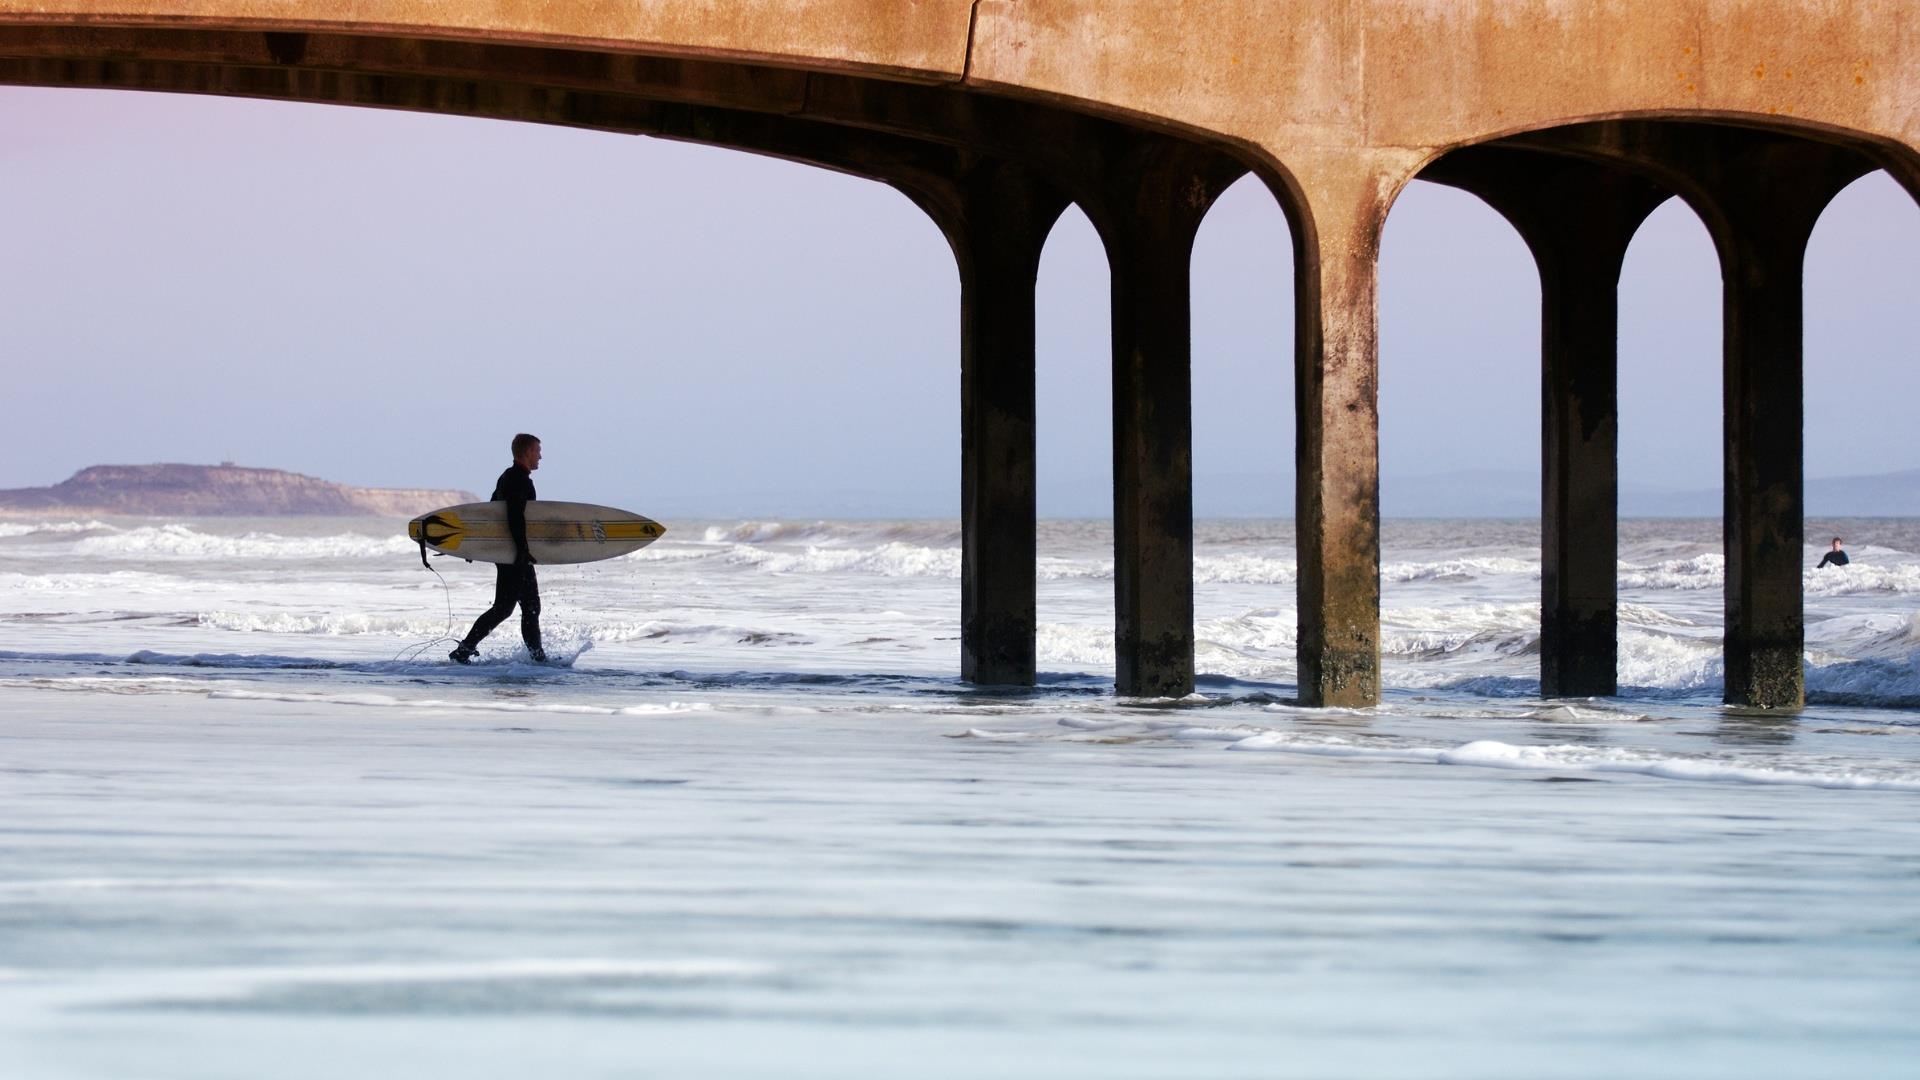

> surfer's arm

[{"left": 506, "top": 495, "right": 533, "bottom": 564}]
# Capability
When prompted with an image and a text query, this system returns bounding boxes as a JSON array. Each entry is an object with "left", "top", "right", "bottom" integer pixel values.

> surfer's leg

[
  {"left": 458, "top": 565, "right": 520, "bottom": 651},
  {"left": 518, "top": 566, "right": 543, "bottom": 655}
]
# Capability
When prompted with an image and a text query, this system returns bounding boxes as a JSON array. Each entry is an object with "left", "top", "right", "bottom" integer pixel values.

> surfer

[
  {"left": 1815, "top": 536, "right": 1849, "bottom": 569},
  {"left": 450, "top": 434, "right": 547, "bottom": 664}
]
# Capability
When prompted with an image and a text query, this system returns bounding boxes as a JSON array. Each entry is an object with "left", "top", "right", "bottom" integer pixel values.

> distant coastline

[
  {"left": 0, "top": 464, "right": 476, "bottom": 517},
  {"left": 10, "top": 462, "right": 1920, "bottom": 521}
]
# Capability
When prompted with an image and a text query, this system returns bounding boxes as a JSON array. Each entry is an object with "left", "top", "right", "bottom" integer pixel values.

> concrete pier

[
  {"left": 1090, "top": 147, "right": 1238, "bottom": 698},
  {"left": 2, "top": 7, "right": 1915, "bottom": 706},
  {"left": 953, "top": 168, "right": 1069, "bottom": 686},
  {"left": 1706, "top": 142, "right": 1873, "bottom": 709},
  {"left": 1295, "top": 170, "right": 1389, "bottom": 709},
  {"left": 1535, "top": 204, "right": 1637, "bottom": 700},
  {"left": 1720, "top": 237, "right": 1809, "bottom": 710},
  {"left": 1503, "top": 123, "right": 1879, "bottom": 709}
]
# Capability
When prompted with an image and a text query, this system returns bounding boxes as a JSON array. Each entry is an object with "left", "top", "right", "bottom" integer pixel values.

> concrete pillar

[
  {"left": 1105, "top": 202, "right": 1200, "bottom": 698},
  {"left": 949, "top": 170, "right": 1070, "bottom": 685},
  {"left": 1295, "top": 181, "right": 1390, "bottom": 708},
  {"left": 1701, "top": 145, "right": 1870, "bottom": 710},
  {"left": 1719, "top": 239, "right": 1807, "bottom": 708},
  {"left": 1536, "top": 251, "right": 1628, "bottom": 697},
  {"left": 1535, "top": 179, "right": 1669, "bottom": 698},
  {"left": 1423, "top": 149, "right": 1667, "bottom": 698},
  {"left": 1086, "top": 146, "right": 1240, "bottom": 697}
]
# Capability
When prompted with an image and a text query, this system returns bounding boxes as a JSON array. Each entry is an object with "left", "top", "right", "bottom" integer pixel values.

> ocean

[{"left": 1, "top": 515, "right": 1916, "bottom": 1078}]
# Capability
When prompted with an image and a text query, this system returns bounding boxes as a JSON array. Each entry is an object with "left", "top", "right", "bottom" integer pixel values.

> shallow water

[{"left": 1, "top": 516, "right": 1917, "bottom": 1076}]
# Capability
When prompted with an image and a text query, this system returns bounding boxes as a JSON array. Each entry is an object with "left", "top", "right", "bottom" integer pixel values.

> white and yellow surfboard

[{"left": 408, "top": 501, "right": 665, "bottom": 566}]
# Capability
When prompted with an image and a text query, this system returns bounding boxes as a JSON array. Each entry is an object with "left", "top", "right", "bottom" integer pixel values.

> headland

[{"left": 0, "top": 464, "right": 475, "bottom": 517}]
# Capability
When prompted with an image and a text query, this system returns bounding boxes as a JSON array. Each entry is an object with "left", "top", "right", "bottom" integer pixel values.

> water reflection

[{"left": 1714, "top": 711, "right": 1799, "bottom": 746}]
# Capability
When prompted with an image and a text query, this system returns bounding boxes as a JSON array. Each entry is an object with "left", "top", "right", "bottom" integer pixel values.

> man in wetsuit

[
  {"left": 1815, "top": 536, "right": 1850, "bottom": 569},
  {"left": 450, "top": 433, "right": 547, "bottom": 663}
]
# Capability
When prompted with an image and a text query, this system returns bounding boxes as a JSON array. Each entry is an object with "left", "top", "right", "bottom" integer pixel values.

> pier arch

[
  {"left": 1802, "top": 171, "right": 1920, "bottom": 487},
  {"left": 1414, "top": 113, "right": 1910, "bottom": 708},
  {"left": 1033, "top": 204, "right": 1111, "bottom": 524},
  {"left": 1191, "top": 177, "right": 1295, "bottom": 523},
  {"left": 1618, "top": 197, "right": 1722, "bottom": 520},
  {"left": 1377, "top": 179, "right": 1540, "bottom": 521}
]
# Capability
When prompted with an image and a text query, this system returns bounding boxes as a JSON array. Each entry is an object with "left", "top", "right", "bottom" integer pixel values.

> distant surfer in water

[
  {"left": 450, "top": 434, "right": 547, "bottom": 664},
  {"left": 1815, "top": 536, "right": 1850, "bottom": 569}
]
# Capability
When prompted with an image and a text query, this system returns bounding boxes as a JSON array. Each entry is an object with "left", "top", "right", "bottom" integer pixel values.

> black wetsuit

[
  {"left": 1816, "top": 549, "right": 1850, "bottom": 569},
  {"left": 457, "top": 464, "right": 542, "bottom": 652}
]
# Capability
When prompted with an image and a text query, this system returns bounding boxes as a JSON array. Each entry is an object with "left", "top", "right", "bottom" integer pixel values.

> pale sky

[{"left": 2, "top": 86, "right": 1916, "bottom": 517}]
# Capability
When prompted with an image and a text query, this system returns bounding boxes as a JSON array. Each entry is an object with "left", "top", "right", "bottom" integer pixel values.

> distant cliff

[{"left": 0, "top": 465, "right": 477, "bottom": 517}]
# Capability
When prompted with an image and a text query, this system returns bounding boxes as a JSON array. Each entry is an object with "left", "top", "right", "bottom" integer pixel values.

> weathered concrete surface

[
  {"left": 1706, "top": 141, "right": 1873, "bottom": 710},
  {"left": 1087, "top": 145, "right": 1243, "bottom": 699},
  {"left": 0, "top": 1, "right": 977, "bottom": 81},
  {"left": 6, "top": 3, "right": 1913, "bottom": 175},
  {"left": 966, "top": 0, "right": 1366, "bottom": 147},
  {"left": 1531, "top": 177, "right": 1662, "bottom": 701},
  {"left": 964, "top": 2, "right": 1919, "bottom": 155},
  {"left": 1289, "top": 155, "right": 1411, "bottom": 709},
  {"left": 949, "top": 167, "right": 1069, "bottom": 687}
]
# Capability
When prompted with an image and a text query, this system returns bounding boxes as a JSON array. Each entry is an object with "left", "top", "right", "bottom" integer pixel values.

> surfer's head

[
  {"left": 513, "top": 433, "right": 542, "bottom": 472},
  {"left": 1832, "top": 537, "right": 1844, "bottom": 549}
]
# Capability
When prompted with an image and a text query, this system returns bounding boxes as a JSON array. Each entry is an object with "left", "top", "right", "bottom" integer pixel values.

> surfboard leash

[{"left": 394, "top": 547, "right": 461, "bottom": 664}]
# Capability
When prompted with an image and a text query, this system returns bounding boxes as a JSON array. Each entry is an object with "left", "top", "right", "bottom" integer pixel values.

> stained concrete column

[
  {"left": 1108, "top": 227, "right": 1196, "bottom": 697},
  {"left": 1701, "top": 146, "right": 1870, "bottom": 710},
  {"left": 1295, "top": 178, "right": 1391, "bottom": 709},
  {"left": 1086, "top": 146, "right": 1240, "bottom": 698},
  {"left": 1532, "top": 179, "right": 1668, "bottom": 698},
  {"left": 1423, "top": 150, "right": 1668, "bottom": 698},
  {"left": 1534, "top": 247, "right": 1632, "bottom": 697},
  {"left": 1719, "top": 239, "right": 1808, "bottom": 708},
  {"left": 948, "top": 170, "right": 1070, "bottom": 685}
]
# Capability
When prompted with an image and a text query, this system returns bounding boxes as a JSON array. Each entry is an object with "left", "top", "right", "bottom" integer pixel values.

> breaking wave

[
  {"left": 205, "top": 686, "right": 711, "bottom": 716},
  {"left": 0, "top": 520, "right": 114, "bottom": 538},
  {"left": 1615, "top": 555, "right": 1920, "bottom": 596},
  {"left": 73, "top": 524, "right": 410, "bottom": 560},
  {"left": 700, "top": 521, "right": 962, "bottom": 546},
  {"left": 719, "top": 542, "right": 960, "bottom": 578},
  {"left": 1617, "top": 553, "right": 1725, "bottom": 591},
  {"left": 0, "top": 570, "right": 189, "bottom": 592},
  {"left": 1382, "top": 556, "right": 1538, "bottom": 583},
  {"left": 197, "top": 611, "right": 450, "bottom": 637}
]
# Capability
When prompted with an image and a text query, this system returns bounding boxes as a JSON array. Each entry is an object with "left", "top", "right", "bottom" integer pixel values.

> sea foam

[
  {"left": 0, "top": 520, "right": 113, "bottom": 538},
  {"left": 206, "top": 686, "right": 711, "bottom": 716},
  {"left": 721, "top": 542, "right": 961, "bottom": 578},
  {"left": 1224, "top": 731, "right": 1920, "bottom": 790},
  {"left": 74, "top": 525, "right": 409, "bottom": 560}
]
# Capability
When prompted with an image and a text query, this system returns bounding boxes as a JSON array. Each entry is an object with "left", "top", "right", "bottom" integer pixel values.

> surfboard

[{"left": 408, "top": 501, "right": 665, "bottom": 566}]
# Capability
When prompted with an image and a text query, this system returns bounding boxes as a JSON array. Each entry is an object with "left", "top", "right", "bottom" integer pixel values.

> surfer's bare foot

[
  {"left": 449, "top": 645, "right": 477, "bottom": 664},
  {"left": 528, "top": 647, "right": 548, "bottom": 664}
]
